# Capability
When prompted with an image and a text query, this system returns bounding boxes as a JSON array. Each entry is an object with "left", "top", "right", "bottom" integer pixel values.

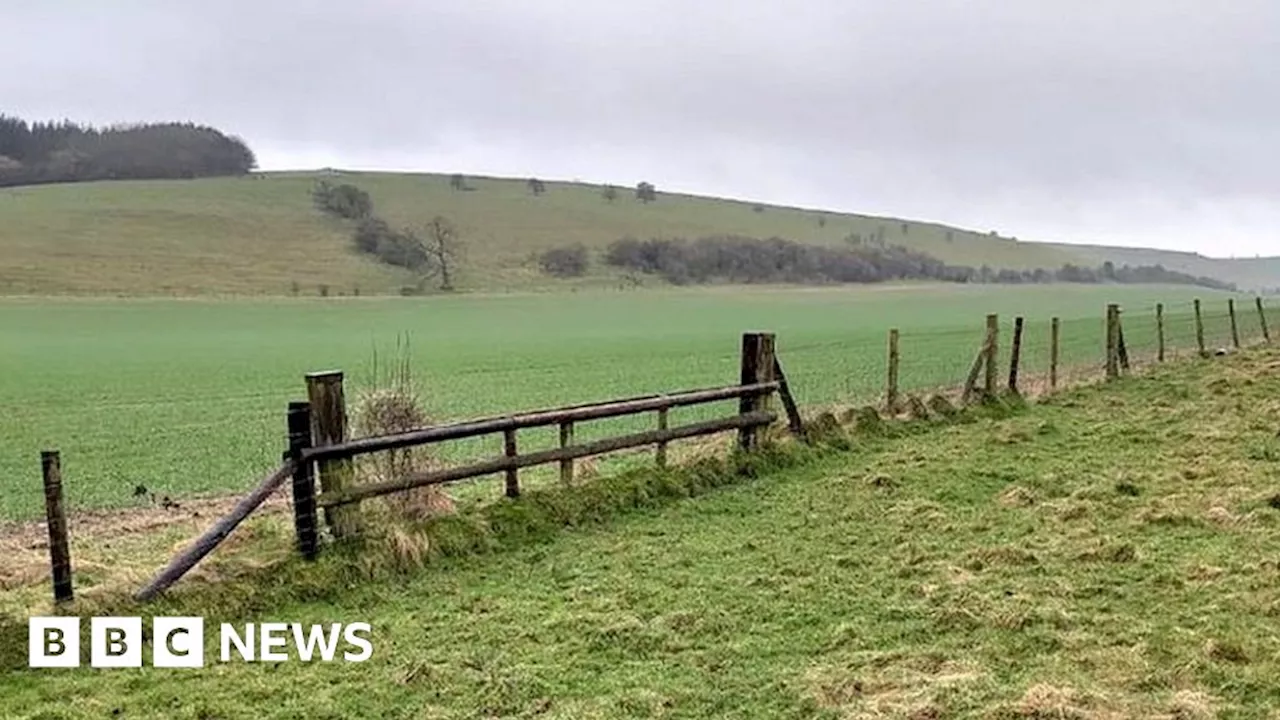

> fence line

[{"left": 34, "top": 296, "right": 1275, "bottom": 602}]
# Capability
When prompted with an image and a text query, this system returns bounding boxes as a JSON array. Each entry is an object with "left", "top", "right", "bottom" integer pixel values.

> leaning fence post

[
  {"left": 1008, "top": 317, "right": 1024, "bottom": 393},
  {"left": 305, "top": 371, "right": 361, "bottom": 538},
  {"left": 40, "top": 451, "right": 73, "bottom": 605},
  {"left": 738, "top": 332, "right": 777, "bottom": 451},
  {"left": 287, "top": 402, "right": 318, "bottom": 560},
  {"left": 1105, "top": 304, "right": 1119, "bottom": 380},
  {"left": 984, "top": 314, "right": 999, "bottom": 397},
  {"left": 1156, "top": 303, "right": 1165, "bottom": 362},
  {"left": 886, "top": 328, "right": 900, "bottom": 414},
  {"left": 1229, "top": 299, "right": 1241, "bottom": 349},
  {"left": 1116, "top": 308, "right": 1130, "bottom": 372},
  {"left": 1050, "top": 317, "right": 1060, "bottom": 390},
  {"left": 503, "top": 427, "right": 519, "bottom": 498},
  {"left": 1194, "top": 299, "right": 1206, "bottom": 356},
  {"left": 1258, "top": 297, "right": 1271, "bottom": 343}
]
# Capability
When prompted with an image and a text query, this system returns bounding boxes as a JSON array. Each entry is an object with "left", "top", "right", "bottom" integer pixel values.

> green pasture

[
  {"left": 5, "top": 337, "right": 1280, "bottom": 718},
  {"left": 0, "top": 283, "right": 1257, "bottom": 520}
]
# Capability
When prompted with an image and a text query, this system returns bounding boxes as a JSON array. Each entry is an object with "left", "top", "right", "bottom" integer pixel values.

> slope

[
  {"left": 0, "top": 171, "right": 1085, "bottom": 295},
  {"left": 1044, "top": 241, "right": 1280, "bottom": 292}
]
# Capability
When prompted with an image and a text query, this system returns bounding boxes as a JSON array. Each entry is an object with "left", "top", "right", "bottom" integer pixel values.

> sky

[{"left": 3, "top": 1, "right": 1278, "bottom": 258}]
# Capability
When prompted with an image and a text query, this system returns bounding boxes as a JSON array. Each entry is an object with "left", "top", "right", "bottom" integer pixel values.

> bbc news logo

[{"left": 29, "top": 617, "right": 372, "bottom": 668}]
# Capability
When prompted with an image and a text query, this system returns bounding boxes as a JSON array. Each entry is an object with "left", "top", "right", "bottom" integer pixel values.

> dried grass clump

[{"left": 353, "top": 335, "right": 455, "bottom": 522}]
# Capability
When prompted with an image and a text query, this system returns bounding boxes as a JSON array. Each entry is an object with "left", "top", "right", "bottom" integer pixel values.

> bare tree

[{"left": 423, "top": 215, "right": 463, "bottom": 291}]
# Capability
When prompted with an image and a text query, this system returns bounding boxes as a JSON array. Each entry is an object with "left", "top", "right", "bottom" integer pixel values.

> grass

[
  {"left": 1, "top": 283, "right": 1256, "bottom": 521},
  {"left": 4, "top": 339, "right": 1280, "bottom": 718},
  {"left": 1, "top": 171, "right": 1095, "bottom": 296}
]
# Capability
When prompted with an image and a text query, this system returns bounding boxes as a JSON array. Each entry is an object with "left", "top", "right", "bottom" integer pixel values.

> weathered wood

[
  {"left": 886, "top": 328, "right": 900, "bottom": 414},
  {"left": 1156, "top": 303, "right": 1165, "bottom": 362},
  {"left": 1105, "top": 304, "right": 1119, "bottom": 379},
  {"left": 1117, "top": 312, "right": 1130, "bottom": 372},
  {"left": 504, "top": 427, "right": 519, "bottom": 497},
  {"left": 738, "top": 333, "right": 777, "bottom": 451},
  {"left": 135, "top": 460, "right": 296, "bottom": 601},
  {"left": 1008, "top": 317, "right": 1024, "bottom": 393},
  {"left": 1258, "top": 297, "right": 1271, "bottom": 343},
  {"left": 1194, "top": 298, "right": 1206, "bottom": 356},
  {"left": 961, "top": 339, "right": 989, "bottom": 404},
  {"left": 304, "top": 381, "right": 779, "bottom": 463},
  {"left": 1050, "top": 317, "right": 1060, "bottom": 389},
  {"left": 656, "top": 407, "right": 669, "bottom": 468},
  {"left": 771, "top": 357, "right": 807, "bottom": 439},
  {"left": 1229, "top": 299, "right": 1240, "bottom": 349},
  {"left": 305, "top": 371, "right": 361, "bottom": 538},
  {"left": 559, "top": 421, "right": 574, "bottom": 484},
  {"left": 984, "top": 314, "right": 999, "bottom": 396},
  {"left": 288, "top": 402, "right": 318, "bottom": 560},
  {"left": 40, "top": 451, "right": 73, "bottom": 605},
  {"left": 317, "top": 411, "right": 778, "bottom": 508}
]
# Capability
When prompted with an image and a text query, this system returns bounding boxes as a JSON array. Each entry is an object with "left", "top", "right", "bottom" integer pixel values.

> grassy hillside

[
  {"left": 1044, "top": 242, "right": 1280, "bottom": 292},
  {"left": 0, "top": 171, "right": 1086, "bottom": 296},
  {"left": 6, "top": 345, "right": 1280, "bottom": 717}
]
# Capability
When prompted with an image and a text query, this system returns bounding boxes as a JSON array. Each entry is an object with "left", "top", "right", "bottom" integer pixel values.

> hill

[
  {"left": 1044, "top": 241, "right": 1280, "bottom": 293},
  {"left": 1, "top": 170, "right": 1276, "bottom": 295},
  {"left": 0, "top": 171, "right": 1083, "bottom": 296}
]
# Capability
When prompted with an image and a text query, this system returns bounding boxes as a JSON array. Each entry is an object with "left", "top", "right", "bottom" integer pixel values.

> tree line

[
  {"left": 535, "top": 235, "right": 1236, "bottom": 290},
  {"left": 311, "top": 181, "right": 461, "bottom": 292},
  {"left": 0, "top": 114, "right": 255, "bottom": 188}
]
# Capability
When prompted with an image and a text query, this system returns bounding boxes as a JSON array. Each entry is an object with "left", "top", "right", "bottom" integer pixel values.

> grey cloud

[{"left": 3, "top": 0, "right": 1277, "bottom": 255}]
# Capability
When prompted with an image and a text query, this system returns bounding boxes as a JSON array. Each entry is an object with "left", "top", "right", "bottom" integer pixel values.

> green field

[
  {"left": 1, "top": 283, "right": 1258, "bottom": 520},
  {"left": 5, "top": 337, "right": 1280, "bottom": 718}
]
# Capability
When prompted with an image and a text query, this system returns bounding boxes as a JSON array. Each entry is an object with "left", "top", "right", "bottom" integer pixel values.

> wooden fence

[
  {"left": 32, "top": 298, "right": 1275, "bottom": 603},
  {"left": 132, "top": 332, "right": 801, "bottom": 599}
]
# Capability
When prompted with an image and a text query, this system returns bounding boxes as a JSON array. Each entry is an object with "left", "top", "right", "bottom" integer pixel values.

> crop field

[
  {"left": 0, "top": 282, "right": 1257, "bottom": 520},
  {"left": 5, "top": 328, "right": 1280, "bottom": 718}
]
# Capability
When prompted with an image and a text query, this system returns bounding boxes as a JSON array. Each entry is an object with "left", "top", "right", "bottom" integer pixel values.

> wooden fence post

[
  {"left": 1105, "top": 304, "right": 1119, "bottom": 379},
  {"left": 1116, "top": 308, "right": 1130, "bottom": 372},
  {"left": 1156, "top": 303, "right": 1165, "bottom": 362},
  {"left": 984, "top": 314, "right": 999, "bottom": 397},
  {"left": 40, "top": 451, "right": 73, "bottom": 604},
  {"left": 558, "top": 421, "right": 574, "bottom": 483},
  {"left": 305, "top": 371, "right": 361, "bottom": 538},
  {"left": 1258, "top": 297, "right": 1271, "bottom": 343},
  {"left": 656, "top": 406, "right": 669, "bottom": 468},
  {"left": 504, "top": 427, "right": 519, "bottom": 497},
  {"left": 287, "top": 402, "right": 318, "bottom": 561},
  {"left": 1008, "top": 317, "right": 1024, "bottom": 393},
  {"left": 1229, "top": 299, "right": 1240, "bottom": 349},
  {"left": 886, "top": 328, "right": 900, "bottom": 414},
  {"left": 738, "top": 332, "right": 777, "bottom": 451},
  {"left": 772, "top": 357, "right": 807, "bottom": 439},
  {"left": 1194, "top": 299, "right": 1206, "bottom": 357},
  {"left": 1050, "top": 317, "right": 1060, "bottom": 390}
]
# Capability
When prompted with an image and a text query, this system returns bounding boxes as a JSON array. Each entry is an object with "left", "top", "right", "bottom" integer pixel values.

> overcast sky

[{"left": 4, "top": 1, "right": 1278, "bottom": 257}]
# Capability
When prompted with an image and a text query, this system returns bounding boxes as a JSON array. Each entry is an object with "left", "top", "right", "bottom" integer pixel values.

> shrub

[
  {"left": 538, "top": 244, "right": 590, "bottom": 278},
  {"left": 312, "top": 181, "right": 373, "bottom": 220}
]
